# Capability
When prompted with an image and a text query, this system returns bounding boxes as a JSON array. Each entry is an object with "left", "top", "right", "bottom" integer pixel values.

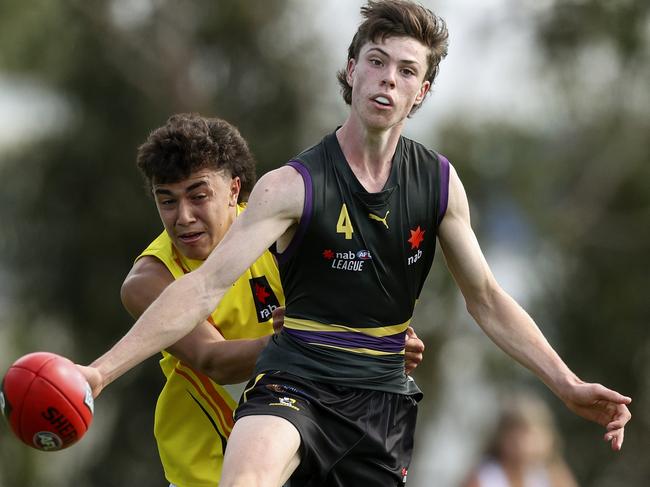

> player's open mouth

[
  {"left": 178, "top": 232, "right": 204, "bottom": 243},
  {"left": 372, "top": 95, "right": 392, "bottom": 107}
]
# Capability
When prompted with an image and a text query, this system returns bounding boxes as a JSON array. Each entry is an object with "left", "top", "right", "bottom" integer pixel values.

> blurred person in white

[{"left": 462, "top": 392, "right": 579, "bottom": 487}]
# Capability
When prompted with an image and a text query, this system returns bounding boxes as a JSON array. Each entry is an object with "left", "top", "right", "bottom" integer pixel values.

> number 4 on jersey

[{"left": 336, "top": 204, "right": 354, "bottom": 240}]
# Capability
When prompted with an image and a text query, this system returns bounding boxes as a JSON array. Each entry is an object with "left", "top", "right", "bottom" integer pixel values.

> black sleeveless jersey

[{"left": 259, "top": 130, "right": 450, "bottom": 395}]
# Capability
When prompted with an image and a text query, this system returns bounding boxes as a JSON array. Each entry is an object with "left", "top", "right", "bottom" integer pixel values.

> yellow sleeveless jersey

[{"left": 138, "top": 205, "right": 283, "bottom": 487}]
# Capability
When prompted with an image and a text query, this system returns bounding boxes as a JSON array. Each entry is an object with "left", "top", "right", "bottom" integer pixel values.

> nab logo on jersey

[
  {"left": 249, "top": 276, "right": 280, "bottom": 323},
  {"left": 407, "top": 225, "right": 426, "bottom": 266}
]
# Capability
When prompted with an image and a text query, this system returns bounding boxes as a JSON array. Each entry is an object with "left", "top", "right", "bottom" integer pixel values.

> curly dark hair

[
  {"left": 336, "top": 0, "right": 449, "bottom": 115},
  {"left": 136, "top": 113, "right": 256, "bottom": 202}
]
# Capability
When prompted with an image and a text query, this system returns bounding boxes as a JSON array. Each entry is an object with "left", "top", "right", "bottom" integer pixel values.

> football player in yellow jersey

[{"left": 112, "top": 113, "right": 426, "bottom": 487}]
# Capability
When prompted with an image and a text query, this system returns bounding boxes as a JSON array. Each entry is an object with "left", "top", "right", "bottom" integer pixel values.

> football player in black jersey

[{"left": 80, "top": 1, "right": 631, "bottom": 486}]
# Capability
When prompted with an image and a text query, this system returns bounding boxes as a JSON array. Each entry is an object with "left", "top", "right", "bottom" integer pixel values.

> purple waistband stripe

[{"left": 284, "top": 328, "right": 406, "bottom": 353}]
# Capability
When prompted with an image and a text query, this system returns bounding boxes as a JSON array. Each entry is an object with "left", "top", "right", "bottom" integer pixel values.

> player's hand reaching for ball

[
  {"left": 404, "top": 327, "right": 425, "bottom": 375},
  {"left": 76, "top": 364, "right": 104, "bottom": 399},
  {"left": 559, "top": 378, "right": 632, "bottom": 451}
]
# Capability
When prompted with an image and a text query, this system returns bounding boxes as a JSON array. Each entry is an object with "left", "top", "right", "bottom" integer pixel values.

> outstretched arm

[
  {"left": 437, "top": 165, "right": 631, "bottom": 450},
  {"left": 118, "top": 256, "right": 270, "bottom": 388},
  {"left": 82, "top": 166, "right": 304, "bottom": 395}
]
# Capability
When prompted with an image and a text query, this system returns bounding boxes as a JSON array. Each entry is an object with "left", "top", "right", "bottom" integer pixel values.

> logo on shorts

[
  {"left": 0, "top": 390, "right": 5, "bottom": 415},
  {"left": 266, "top": 384, "right": 286, "bottom": 394},
  {"left": 269, "top": 396, "right": 300, "bottom": 411},
  {"left": 400, "top": 467, "right": 408, "bottom": 485},
  {"left": 33, "top": 431, "right": 63, "bottom": 451},
  {"left": 266, "top": 384, "right": 311, "bottom": 406}
]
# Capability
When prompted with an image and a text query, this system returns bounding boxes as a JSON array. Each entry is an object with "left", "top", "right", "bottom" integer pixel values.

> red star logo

[
  {"left": 254, "top": 283, "right": 270, "bottom": 304},
  {"left": 407, "top": 226, "right": 425, "bottom": 250},
  {"left": 323, "top": 249, "right": 334, "bottom": 260}
]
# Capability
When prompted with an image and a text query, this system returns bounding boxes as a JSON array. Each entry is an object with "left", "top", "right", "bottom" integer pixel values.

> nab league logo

[
  {"left": 249, "top": 276, "right": 280, "bottom": 323},
  {"left": 322, "top": 249, "right": 372, "bottom": 272}
]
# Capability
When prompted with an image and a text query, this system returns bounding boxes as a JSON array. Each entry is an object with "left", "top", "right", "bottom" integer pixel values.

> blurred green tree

[
  {"left": 0, "top": 0, "right": 323, "bottom": 485},
  {"left": 534, "top": 2, "right": 650, "bottom": 485},
  {"left": 425, "top": 1, "right": 649, "bottom": 486}
]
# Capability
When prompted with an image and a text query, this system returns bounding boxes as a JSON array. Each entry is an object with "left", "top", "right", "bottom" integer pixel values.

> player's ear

[
  {"left": 346, "top": 58, "right": 356, "bottom": 88},
  {"left": 230, "top": 176, "right": 241, "bottom": 206},
  {"left": 413, "top": 80, "right": 431, "bottom": 106}
]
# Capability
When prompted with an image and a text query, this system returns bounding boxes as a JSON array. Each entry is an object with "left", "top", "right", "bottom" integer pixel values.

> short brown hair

[
  {"left": 336, "top": 0, "right": 449, "bottom": 114},
  {"left": 136, "top": 113, "right": 256, "bottom": 202}
]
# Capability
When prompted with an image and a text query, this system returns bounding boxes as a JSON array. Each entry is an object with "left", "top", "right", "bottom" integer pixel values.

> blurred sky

[{"left": 0, "top": 0, "right": 551, "bottom": 151}]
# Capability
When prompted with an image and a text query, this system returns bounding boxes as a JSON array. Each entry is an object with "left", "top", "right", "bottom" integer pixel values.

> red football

[{"left": 1, "top": 352, "right": 94, "bottom": 451}]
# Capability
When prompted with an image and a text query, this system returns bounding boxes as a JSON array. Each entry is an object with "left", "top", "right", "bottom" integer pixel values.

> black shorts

[{"left": 234, "top": 371, "right": 419, "bottom": 487}]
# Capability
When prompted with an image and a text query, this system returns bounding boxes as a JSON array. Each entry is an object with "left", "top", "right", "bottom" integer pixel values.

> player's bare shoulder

[
  {"left": 124, "top": 256, "right": 173, "bottom": 290},
  {"left": 439, "top": 163, "right": 470, "bottom": 228},
  {"left": 121, "top": 256, "right": 174, "bottom": 318},
  {"left": 246, "top": 165, "right": 305, "bottom": 223}
]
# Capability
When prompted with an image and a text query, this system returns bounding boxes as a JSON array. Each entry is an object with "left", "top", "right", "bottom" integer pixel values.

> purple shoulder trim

[
  {"left": 437, "top": 154, "right": 451, "bottom": 226},
  {"left": 272, "top": 160, "right": 313, "bottom": 265}
]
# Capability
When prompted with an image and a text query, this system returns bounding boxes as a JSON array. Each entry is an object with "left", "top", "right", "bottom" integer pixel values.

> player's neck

[{"left": 336, "top": 117, "right": 403, "bottom": 193}]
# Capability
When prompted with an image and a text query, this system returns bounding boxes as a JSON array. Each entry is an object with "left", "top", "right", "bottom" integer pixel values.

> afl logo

[
  {"left": 33, "top": 431, "right": 63, "bottom": 451},
  {"left": 356, "top": 250, "right": 372, "bottom": 260}
]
